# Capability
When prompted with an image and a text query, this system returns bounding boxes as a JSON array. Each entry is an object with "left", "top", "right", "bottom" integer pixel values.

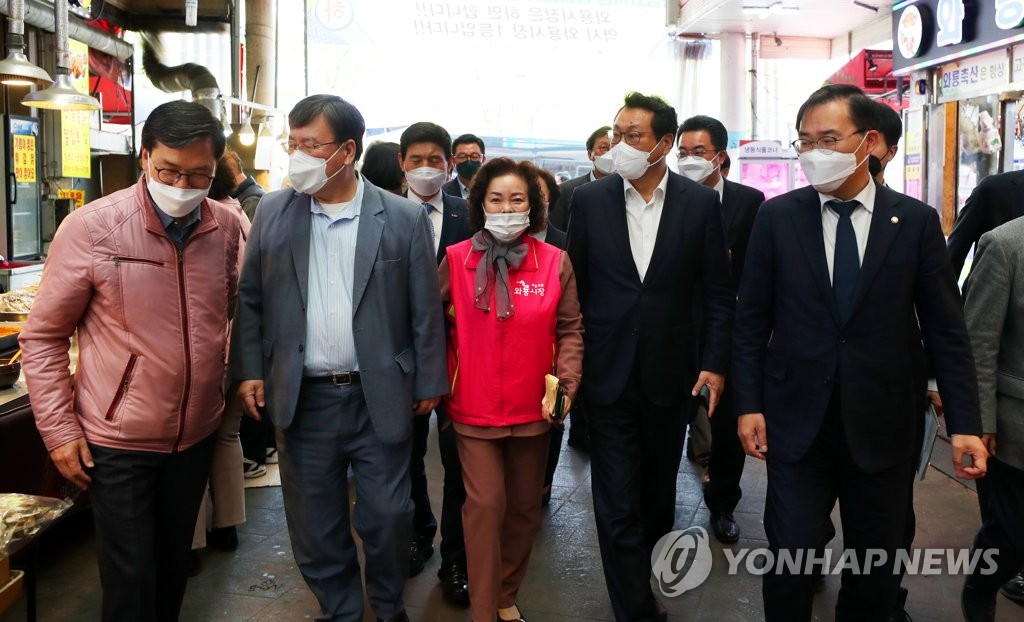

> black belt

[{"left": 303, "top": 371, "right": 361, "bottom": 386}]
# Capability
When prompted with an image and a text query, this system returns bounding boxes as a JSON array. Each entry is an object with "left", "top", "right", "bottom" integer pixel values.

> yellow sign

[
  {"left": 61, "top": 39, "right": 91, "bottom": 178},
  {"left": 58, "top": 189, "right": 86, "bottom": 208},
  {"left": 13, "top": 134, "right": 36, "bottom": 182}
]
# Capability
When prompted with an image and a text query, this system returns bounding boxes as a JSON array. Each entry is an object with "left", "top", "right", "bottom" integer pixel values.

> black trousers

[
  {"left": 763, "top": 393, "right": 914, "bottom": 622},
  {"left": 589, "top": 364, "right": 690, "bottom": 622},
  {"left": 968, "top": 458, "right": 1024, "bottom": 596},
  {"left": 88, "top": 434, "right": 216, "bottom": 622},
  {"left": 702, "top": 385, "right": 745, "bottom": 514},
  {"left": 409, "top": 408, "right": 467, "bottom": 567}
]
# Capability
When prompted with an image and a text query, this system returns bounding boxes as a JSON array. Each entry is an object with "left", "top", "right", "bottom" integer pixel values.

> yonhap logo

[{"left": 651, "top": 527, "right": 713, "bottom": 597}]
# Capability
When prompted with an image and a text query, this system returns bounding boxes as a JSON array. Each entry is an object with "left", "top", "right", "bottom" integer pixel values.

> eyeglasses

[
  {"left": 152, "top": 165, "right": 214, "bottom": 189},
  {"left": 790, "top": 131, "right": 865, "bottom": 155},
  {"left": 677, "top": 148, "right": 717, "bottom": 159},
  {"left": 453, "top": 153, "right": 483, "bottom": 163},
  {"left": 285, "top": 140, "right": 338, "bottom": 155},
  {"left": 608, "top": 130, "right": 648, "bottom": 146}
]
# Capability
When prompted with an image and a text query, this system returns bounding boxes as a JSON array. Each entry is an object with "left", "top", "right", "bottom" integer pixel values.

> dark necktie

[
  {"left": 422, "top": 202, "right": 436, "bottom": 241},
  {"left": 829, "top": 200, "right": 860, "bottom": 323}
]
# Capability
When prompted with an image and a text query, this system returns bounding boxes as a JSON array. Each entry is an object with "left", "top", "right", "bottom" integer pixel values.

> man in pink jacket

[{"left": 20, "top": 100, "right": 243, "bottom": 622}]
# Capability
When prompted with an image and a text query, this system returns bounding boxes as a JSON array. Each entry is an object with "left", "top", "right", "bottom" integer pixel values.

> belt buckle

[{"left": 330, "top": 372, "right": 354, "bottom": 386}]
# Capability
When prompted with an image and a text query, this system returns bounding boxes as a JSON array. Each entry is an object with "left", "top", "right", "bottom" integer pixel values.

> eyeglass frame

[
  {"left": 608, "top": 129, "right": 653, "bottom": 147},
  {"left": 790, "top": 130, "right": 868, "bottom": 155},
  {"left": 676, "top": 147, "right": 719, "bottom": 159},
  {"left": 452, "top": 152, "right": 484, "bottom": 163},
  {"left": 285, "top": 140, "right": 339, "bottom": 155},
  {"left": 151, "top": 165, "right": 215, "bottom": 189}
]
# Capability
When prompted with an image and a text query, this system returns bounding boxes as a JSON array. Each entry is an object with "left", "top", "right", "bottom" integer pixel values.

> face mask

[
  {"left": 592, "top": 152, "right": 615, "bottom": 176},
  {"left": 611, "top": 140, "right": 666, "bottom": 181},
  {"left": 289, "top": 146, "right": 344, "bottom": 195},
  {"left": 405, "top": 166, "right": 448, "bottom": 198},
  {"left": 797, "top": 133, "right": 869, "bottom": 194},
  {"left": 677, "top": 156, "right": 717, "bottom": 183},
  {"left": 456, "top": 159, "right": 482, "bottom": 179},
  {"left": 484, "top": 211, "right": 531, "bottom": 243},
  {"left": 147, "top": 162, "right": 209, "bottom": 218}
]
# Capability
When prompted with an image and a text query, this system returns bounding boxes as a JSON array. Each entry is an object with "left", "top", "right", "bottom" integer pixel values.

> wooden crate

[
  {"left": 0, "top": 554, "right": 8, "bottom": 584},
  {"left": 0, "top": 568, "right": 24, "bottom": 614}
]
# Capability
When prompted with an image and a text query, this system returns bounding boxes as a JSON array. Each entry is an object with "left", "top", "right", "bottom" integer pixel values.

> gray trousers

[{"left": 278, "top": 381, "right": 413, "bottom": 621}]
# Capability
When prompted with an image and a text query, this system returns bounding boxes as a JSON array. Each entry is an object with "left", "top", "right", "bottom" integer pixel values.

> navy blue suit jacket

[{"left": 732, "top": 183, "right": 981, "bottom": 472}]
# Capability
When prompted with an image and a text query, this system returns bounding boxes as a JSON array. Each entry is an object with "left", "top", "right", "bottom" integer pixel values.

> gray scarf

[{"left": 471, "top": 231, "right": 528, "bottom": 320}]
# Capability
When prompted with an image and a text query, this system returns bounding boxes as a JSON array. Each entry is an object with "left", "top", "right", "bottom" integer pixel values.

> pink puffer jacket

[{"left": 22, "top": 178, "right": 243, "bottom": 453}]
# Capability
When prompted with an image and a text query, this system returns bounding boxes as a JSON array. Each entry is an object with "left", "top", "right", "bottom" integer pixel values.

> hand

[
  {"left": 738, "top": 413, "right": 767, "bottom": 460},
  {"left": 926, "top": 390, "right": 943, "bottom": 418},
  {"left": 542, "top": 393, "right": 572, "bottom": 426},
  {"left": 413, "top": 396, "right": 441, "bottom": 416},
  {"left": 981, "top": 433, "right": 997, "bottom": 457},
  {"left": 950, "top": 434, "right": 988, "bottom": 480},
  {"left": 237, "top": 380, "right": 265, "bottom": 420},
  {"left": 692, "top": 371, "right": 725, "bottom": 418},
  {"left": 49, "top": 438, "right": 94, "bottom": 489}
]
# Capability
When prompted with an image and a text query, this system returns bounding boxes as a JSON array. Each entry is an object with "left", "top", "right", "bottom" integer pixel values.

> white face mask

[
  {"left": 677, "top": 156, "right": 717, "bottom": 184},
  {"left": 611, "top": 140, "right": 666, "bottom": 181},
  {"left": 405, "top": 166, "right": 448, "bottom": 198},
  {"left": 289, "top": 146, "right": 344, "bottom": 195},
  {"left": 146, "top": 162, "right": 209, "bottom": 218},
  {"left": 798, "top": 133, "right": 869, "bottom": 194},
  {"left": 484, "top": 211, "right": 531, "bottom": 243},
  {"left": 592, "top": 152, "right": 615, "bottom": 176}
]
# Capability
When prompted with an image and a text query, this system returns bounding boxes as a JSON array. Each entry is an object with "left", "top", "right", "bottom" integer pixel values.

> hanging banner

[
  {"left": 13, "top": 134, "right": 36, "bottom": 182},
  {"left": 60, "top": 39, "right": 91, "bottom": 178},
  {"left": 58, "top": 188, "right": 86, "bottom": 208}
]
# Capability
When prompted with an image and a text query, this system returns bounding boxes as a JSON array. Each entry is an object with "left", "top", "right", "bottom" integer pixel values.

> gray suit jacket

[
  {"left": 229, "top": 181, "right": 448, "bottom": 444},
  {"left": 963, "top": 216, "right": 1024, "bottom": 470}
]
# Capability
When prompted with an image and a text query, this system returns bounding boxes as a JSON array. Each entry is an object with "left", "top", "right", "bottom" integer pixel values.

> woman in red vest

[{"left": 439, "top": 157, "right": 583, "bottom": 622}]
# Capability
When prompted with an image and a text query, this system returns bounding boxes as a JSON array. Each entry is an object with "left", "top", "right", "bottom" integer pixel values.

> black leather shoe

[
  {"left": 207, "top": 526, "right": 239, "bottom": 552},
  {"left": 378, "top": 612, "right": 409, "bottom": 622},
  {"left": 438, "top": 560, "right": 470, "bottom": 604},
  {"left": 962, "top": 574, "right": 997, "bottom": 622},
  {"left": 710, "top": 512, "right": 740, "bottom": 543},
  {"left": 1001, "top": 571, "right": 1024, "bottom": 605},
  {"left": 408, "top": 537, "right": 434, "bottom": 578}
]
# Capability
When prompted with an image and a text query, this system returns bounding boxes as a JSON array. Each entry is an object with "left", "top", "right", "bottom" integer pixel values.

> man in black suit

[
  {"left": 549, "top": 126, "right": 613, "bottom": 231},
  {"left": 732, "top": 84, "right": 989, "bottom": 622},
  {"left": 567, "top": 92, "right": 735, "bottom": 622},
  {"left": 441, "top": 133, "right": 485, "bottom": 199},
  {"left": 676, "top": 114, "right": 764, "bottom": 544},
  {"left": 397, "top": 122, "right": 472, "bottom": 604},
  {"left": 947, "top": 170, "right": 1024, "bottom": 285}
]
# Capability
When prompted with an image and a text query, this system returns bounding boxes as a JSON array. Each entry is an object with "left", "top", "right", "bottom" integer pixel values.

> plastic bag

[{"left": 0, "top": 494, "right": 72, "bottom": 556}]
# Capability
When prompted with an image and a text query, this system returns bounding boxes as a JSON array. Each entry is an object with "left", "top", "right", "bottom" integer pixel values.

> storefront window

[{"left": 957, "top": 95, "right": 1001, "bottom": 211}]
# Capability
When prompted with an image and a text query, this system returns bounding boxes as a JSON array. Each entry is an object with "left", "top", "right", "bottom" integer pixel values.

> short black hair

[
  {"left": 400, "top": 122, "right": 453, "bottom": 160},
  {"left": 289, "top": 94, "right": 366, "bottom": 160},
  {"left": 466, "top": 157, "right": 545, "bottom": 234},
  {"left": 141, "top": 100, "right": 225, "bottom": 159},
  {"left": 619, "top": 92, "right": 678, "bottom": 141},
  {"left": 678, "top": 115, "right": 728, "bottom": 151},
  {"left": 452, "top": 133, "right": 485, "bottom": 155},
  {"left": 586, "top": 126, "right": 612, "bottom": 152},
  {"left": 795, "top": 84, "right": 878, "bottom": 133},
  {"left": 361, "top": 141, "right": 404, "bottom": 193},
  {"left": 875, "top": 101, "right": 902, "bottom": 148}
]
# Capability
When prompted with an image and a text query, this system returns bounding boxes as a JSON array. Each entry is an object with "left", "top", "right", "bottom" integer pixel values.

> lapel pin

[{"left": 891, "top": 216, "right": 899, "bottom": 224}]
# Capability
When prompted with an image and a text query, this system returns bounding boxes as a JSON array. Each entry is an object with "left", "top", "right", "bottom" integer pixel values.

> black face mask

[
  {"left": 456, "top": 159, "right": 482, "bottom": 179},
  {"left": 868, "top": 154, "right": 883, "bottom": 178}
]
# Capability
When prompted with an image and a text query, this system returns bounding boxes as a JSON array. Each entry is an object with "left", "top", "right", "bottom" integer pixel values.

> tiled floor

[{"left": 2, "top": 421, "right": 1020, "bottom": 621}]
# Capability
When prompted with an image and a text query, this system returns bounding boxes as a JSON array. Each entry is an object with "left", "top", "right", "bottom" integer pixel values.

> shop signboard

[
  {"left": 893, "top": 0, "right": 1024, "bottom": 75},
  {"left": 936, "top": 48, "right": 1010, "bottom": 101},
  {"left": 904, "top": 111, "right": 925, "bottom": 200},
  {"left": 57, "top": 189, "right": 86, "bottom": 208},
  {"left": 60, "top": 39, "right": 91, "bottom": 179}
]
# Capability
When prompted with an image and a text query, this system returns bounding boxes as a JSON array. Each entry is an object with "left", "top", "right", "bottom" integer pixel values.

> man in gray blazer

[
  {"left": 230, "top": 94, "right": 448, "bottom": 622},
  {"left": 962, "top": 217, "right": 1024, "bottom": 621}
]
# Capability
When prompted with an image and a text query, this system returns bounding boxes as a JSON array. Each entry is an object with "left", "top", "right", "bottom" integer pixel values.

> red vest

[{"left": 445, "top": 236, "right": 563, "bottom": 427}]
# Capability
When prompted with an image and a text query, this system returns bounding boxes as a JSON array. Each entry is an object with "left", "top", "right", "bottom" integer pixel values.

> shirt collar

[
  {"left": 589, "top": 171, "right": 597, "bottom": 182},
  {"left": 623, "top": 169, "right": 669, "bottom": 203},
  {"left": 818, "top": 178, "right": 876, "bottom": 215},
  {"left": 152, "top": 200, "right": 202, "bottom": 229},
  {"left": 713, "top": 176, "right": 725, "bottom": 200},
  {"left": 458, "top": 178, "right": 469, "bottom": 196},
  {"left": 311, "top": 175, "right": 365, "bottom": 221}
]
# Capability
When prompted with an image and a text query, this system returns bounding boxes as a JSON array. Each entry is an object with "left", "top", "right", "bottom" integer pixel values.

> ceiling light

[
  {"left": 238, "top": 117, "right": 256, "bottom": 146},
  {"left": 23, "top": 0, "right": 100, "bottom": 110},
  {"left": 0, "top": 0, "right": 50, "bottom": 86}
]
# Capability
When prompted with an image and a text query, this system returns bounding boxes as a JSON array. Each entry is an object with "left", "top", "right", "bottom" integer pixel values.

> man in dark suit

[
  {"left": 231, "top": 94, "right": 448, "bottom": 622},
  {"left": 549, "top": 125, "right": 613, "bottom": 231},
  {"left": 732, "top": 84, "right": 989, "bottom": 622},
  {"left": 441, "top": 133, "right": 485, "bottom": 199},
  {"left": 947, "top": 170, "right": 1024, "bottom": 285},
  {"left": 567, "top": 92, "right": 735, "bottom": 622},
  {"left": 397, "top": 122, "right": 472, "bottom": 604},
  {"left": 676, "top": 114, "right": 764, "bottom": 544}
]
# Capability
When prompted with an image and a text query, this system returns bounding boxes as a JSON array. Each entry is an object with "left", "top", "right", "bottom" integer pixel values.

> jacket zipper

[
  {"left": 104, "top": 354, "right": 139, "bottom": 420},
  {"left": 173, "top": 245, "right": 192, "bottom": 452},
  {"left": 112, "top": 255, "right": 165, "bottom": 267}
]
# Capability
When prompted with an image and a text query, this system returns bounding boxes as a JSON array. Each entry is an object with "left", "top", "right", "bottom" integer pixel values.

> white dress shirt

[
  {"left": 819, "top": 180, "right": 876, "bottom": 283},
  {"left": 713, "top": 175, "right": 725, "bottom": 201},
  {"left": 419, "top": 191, "right": 444, "bottom": 255},
  {"left": 623, "top": 171, "right": 669, "bottom": 282}
]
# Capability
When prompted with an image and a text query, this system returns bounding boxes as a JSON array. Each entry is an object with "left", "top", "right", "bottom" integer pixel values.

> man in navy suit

[
  {"left": 441, "top": 133, "right": 485, "bottom": 199},
  {"left": 732, "top": 84, "right": 989, "bottom": 622},
  {"left": 567, "top": 92, "right": 735, "bottom": 622},
  {"left": 397, "top": 122, "right": 472, "bottom": 604},
  {"left": 549, "top": 125, "right": 613, "bottom": 231},
  {"left": 676, "top": 114, "right": 765, "bottom": 544}
]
